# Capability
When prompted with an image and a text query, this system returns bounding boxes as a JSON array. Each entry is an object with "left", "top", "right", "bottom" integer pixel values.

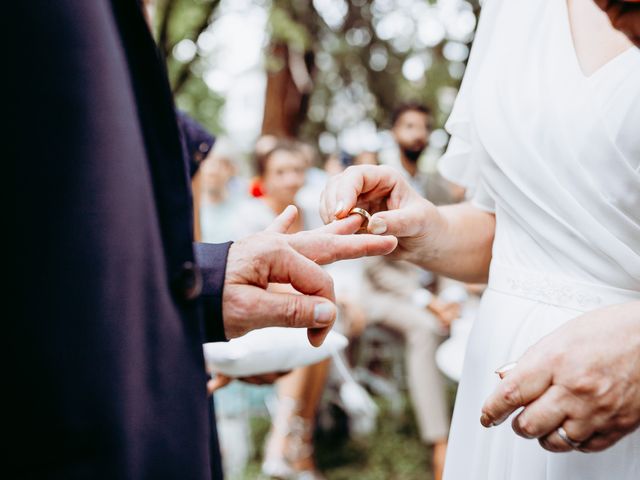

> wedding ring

[
  {"left": 349, "top": 207, "right": 371, "bottom": 233},
  {"left": 556, "top": 427, "right": 581, "bottom": 449}
]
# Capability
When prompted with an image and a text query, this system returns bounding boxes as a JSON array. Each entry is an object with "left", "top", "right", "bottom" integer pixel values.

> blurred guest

[
  {"left": 361, "top": 257, "right": 457, "bottom": 480},
  {"left": 353, "top": 150, "right": 380, "bottom": 166},
  {"left": 176, "top": 110, "right": 215, "bottom": 177},
  {"left": 236, "top": 139, "right": 322, "bottom": 235},
  {"left": 199, "top": 143, "right": 246, "bottom": 244},
  {"left": 232, "top": 140, "right": 328, "bottom": 479},
  {"left": 296, "top": 142, "right": 329, "bottom": 218},
  {"left": 248, "top": 135, "right": 280, "bottom": 198},
  {"left": 359, "top": 103, "right": 460, "bottom": 480},
  {"left": 323, "top": 153, "right": 345, "bottom": 176},
  {"left": 389, "top": 102, "right": 458, "bottom": 205}
]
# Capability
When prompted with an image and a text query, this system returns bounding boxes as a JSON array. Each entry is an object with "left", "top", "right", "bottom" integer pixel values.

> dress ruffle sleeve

[{"left": 438, "top": 0, "right": 502, "bottom": 213}]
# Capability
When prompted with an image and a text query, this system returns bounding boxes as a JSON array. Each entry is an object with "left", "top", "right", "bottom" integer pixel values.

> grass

[{"left": 236, "top": 395, "right": 435, "bottom": 480}]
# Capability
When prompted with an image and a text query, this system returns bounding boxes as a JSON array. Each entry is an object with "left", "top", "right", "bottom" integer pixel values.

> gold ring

[{"left": 349, "top": 207, "right": 371, "bottom": 233}]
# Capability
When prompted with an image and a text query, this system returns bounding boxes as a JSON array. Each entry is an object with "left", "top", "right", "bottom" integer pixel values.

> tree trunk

[{"left": 261, "top": 43, "right": 314, "bottom": 137}]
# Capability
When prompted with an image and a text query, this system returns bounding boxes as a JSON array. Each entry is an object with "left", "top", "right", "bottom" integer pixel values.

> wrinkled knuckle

[
  {"left": 250, "top": 253, "right": 268, "bottom": 276},
  {"left": 501, "top": 381, "right": 523, "bottom": 407},
  {"left": 569, "top": 375, "right": 599, "bottom": 396},
  {"left": 272, "top": 235, "right": 289, "bottom": 255},
  {"left": 615, "top": 414, "right": 640, "bottom": 432},
  {"left": 284, "top": 296, "right": 303, "bottom": 327},
  {"left": 517, "top": 418, "right": 538, "bottom": 438},
  {"left": 232, "top": 291, "right": 252, "bottom": 319}
]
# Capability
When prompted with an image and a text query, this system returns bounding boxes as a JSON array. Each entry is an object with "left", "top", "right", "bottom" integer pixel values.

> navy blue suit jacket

[{"left": 13, "top": 1, "right": 230, "bottom": 478}]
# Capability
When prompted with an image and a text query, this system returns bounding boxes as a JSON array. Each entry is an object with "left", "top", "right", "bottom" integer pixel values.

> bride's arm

[
  {"left": 412, "top": 202, "right": 495, "bottom": 283},
  {"left": 320, "top": 165, "right": 495, "bottom": 283}
]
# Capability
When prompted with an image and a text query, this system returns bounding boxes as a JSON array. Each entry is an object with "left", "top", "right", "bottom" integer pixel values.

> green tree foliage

[
  {"left": 152, "top": 0, "right": 225, "bottom": 133},
  {"left": 153, "top": 0, "right": 481, "bottom": 149}
]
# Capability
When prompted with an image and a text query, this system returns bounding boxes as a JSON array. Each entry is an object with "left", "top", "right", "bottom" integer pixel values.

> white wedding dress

[{"left": 438, "top": 0, "right": 640, "bottom": 478}]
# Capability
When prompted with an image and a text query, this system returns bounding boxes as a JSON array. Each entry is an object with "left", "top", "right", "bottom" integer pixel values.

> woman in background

[{"left": 235, "top": 139, "right": 329, "bottom": 480}]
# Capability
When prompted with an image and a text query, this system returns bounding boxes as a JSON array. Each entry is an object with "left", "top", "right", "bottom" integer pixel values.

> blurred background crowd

[{"left": 149, "top": 0, "right": 484, "bottom": 478}]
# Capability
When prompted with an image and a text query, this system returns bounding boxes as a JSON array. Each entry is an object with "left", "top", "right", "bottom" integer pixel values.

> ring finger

[{"left": 539, "top": 425, "right": 582, "bottom": 453}]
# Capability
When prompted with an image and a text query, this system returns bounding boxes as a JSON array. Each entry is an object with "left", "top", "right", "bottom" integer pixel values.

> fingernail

[
  {"left": 314, "top": 303, "right": 335, "bottom": 325},
  {"left": 480, "top": 414, "right": 492, "bottom": 428},
  {"left": 369, "top": 217, "right": 387, "bottom": 235},
  {"left": 334, "top": 200, "right": 345, "bottom": 218},
  {"left": 495, "top": 361, "right": 518, "bottom": 378}
]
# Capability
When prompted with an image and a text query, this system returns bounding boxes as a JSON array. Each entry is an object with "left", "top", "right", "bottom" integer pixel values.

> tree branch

[
  {"left": 158, "top": 0, "right": 176, "bottom": 60},
  {"left": 172, "top": 0, "right": 221, "bottom": 95}
]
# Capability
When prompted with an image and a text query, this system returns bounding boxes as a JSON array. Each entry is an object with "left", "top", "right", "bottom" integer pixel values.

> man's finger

[
  {"left": 239, "top": 286, "right": 337, "bottom": 346},
  {"left": 268, "top": 247, "right": 336, "bottom": 301},
  {"left": 289, "top": 231, "right": 397, "bottom": 265},
  {"left": 316, "top": 214, "right": 364, "bottom": 235},
  {"left": 266, "top": 205, "right": 298, "bottom": 233},
  {"left": 481, "top": 356, "right": 553, "bottom": 427}
]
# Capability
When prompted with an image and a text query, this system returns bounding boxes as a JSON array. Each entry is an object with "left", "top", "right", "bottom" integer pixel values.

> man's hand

[
  {"left": 222, "top": 206, "right": 397, "bottom": 347},
  {"left": 480, "top": 302, "right": 640, "bottom": 453},
  {"left": 594, "top": 0, "right": 640, "bottom": 46}
]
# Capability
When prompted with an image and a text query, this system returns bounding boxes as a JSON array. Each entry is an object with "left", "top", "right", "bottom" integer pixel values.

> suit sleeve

[{"left": 195, "top": 242, "right": 233, "bottom": 343}]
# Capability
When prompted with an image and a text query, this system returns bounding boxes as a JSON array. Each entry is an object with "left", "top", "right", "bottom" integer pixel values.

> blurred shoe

[
  {"left": 261, "top": 461, "right": 325, "bottom": 480},
  {"left": 261, "top": 457, "right": 295, "bottom": 479},
  {"left": 262, "top": 400, "right": 325, "bottom": 480}
]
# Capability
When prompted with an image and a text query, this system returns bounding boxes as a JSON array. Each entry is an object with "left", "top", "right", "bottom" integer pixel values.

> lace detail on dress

[{"left": 504, "top": 274, "right": 603, "bottom": 310}]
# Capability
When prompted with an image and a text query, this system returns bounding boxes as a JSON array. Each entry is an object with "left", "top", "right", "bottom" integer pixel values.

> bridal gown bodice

[
  {"left": 440, "top": 0, "right": 640, "bottom": 291},
  {"left": 438, "top": 1, "right": 640, "bottom": 479}
]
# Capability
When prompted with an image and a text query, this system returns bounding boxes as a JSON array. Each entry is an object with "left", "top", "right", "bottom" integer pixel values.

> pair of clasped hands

[{"left": 218, "top": 165, "right": 640, "bottom": 454}]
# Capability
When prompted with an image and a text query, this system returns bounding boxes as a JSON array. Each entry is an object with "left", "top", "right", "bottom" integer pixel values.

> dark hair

[
  {"left": 255, "top": 138, "right": 305, "bottom": 176},
  {"left": 391, "top": 102, "right": 433, "bottom": 130}
]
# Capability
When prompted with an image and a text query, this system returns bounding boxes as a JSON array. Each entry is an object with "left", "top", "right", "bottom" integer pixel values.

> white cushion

[{"left": 203, "top": 328, "right": 348, "bottom": 377}]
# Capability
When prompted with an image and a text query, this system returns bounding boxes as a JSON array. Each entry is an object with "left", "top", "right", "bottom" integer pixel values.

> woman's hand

[
  {"left": 319, "top": 165, "right": 444, "bottom": 264},
  {"left": 319, "top": 165, "right": 495, "bottom": 282}
]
